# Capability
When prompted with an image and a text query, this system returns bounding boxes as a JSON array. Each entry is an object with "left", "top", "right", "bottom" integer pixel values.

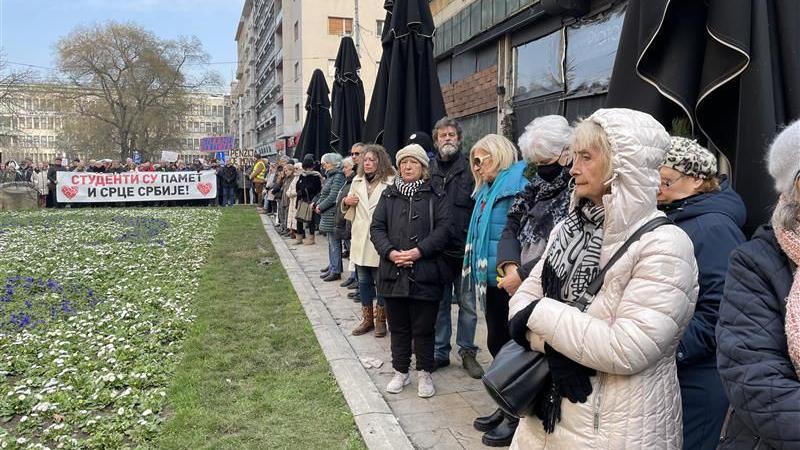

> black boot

[
  {"left": 473, "top": 408, "right": 504, "bottom": 432},
  {"left": 481, "top": 415, "right": 519, "bottom": 447}
]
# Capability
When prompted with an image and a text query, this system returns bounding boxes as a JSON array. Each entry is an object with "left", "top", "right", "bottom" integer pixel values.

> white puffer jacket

[{"left": 508, "top": 109, "right": 699, "bottom": 449}]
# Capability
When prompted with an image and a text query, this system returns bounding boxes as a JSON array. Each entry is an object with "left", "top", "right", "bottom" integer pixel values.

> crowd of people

[
  {"left": 5, "top": 106, "right": 799, "bottom": 448},
  {"left": 265, "top": 109, "right": 800, "bottom": 449},
  {"left": 1, "top": 156, "right": 262, "bottom": 208}
]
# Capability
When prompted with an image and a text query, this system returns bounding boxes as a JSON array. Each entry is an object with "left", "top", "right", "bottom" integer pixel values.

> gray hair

[
  {"left": 342, "top": 156, "right": 354, "bottom": 168},
  {"left": 321, "top": 152, "right": 343, "bottom": 168},
  {"left": 774, "top": 173, "right": 800, "bottom": 231},
  {"left": 518, "top": 115, "right": 573, "bottom": 164},
  {"left": 432, "top": 117, "right": 463, "bottom": 141}
]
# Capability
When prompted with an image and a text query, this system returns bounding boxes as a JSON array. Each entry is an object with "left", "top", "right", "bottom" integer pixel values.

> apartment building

[
  {"left": 234, "top": 0, "right": 385, "bottom": 158},
  {"left": 0, "top": 84, "right": 230, "bottom": 163}
]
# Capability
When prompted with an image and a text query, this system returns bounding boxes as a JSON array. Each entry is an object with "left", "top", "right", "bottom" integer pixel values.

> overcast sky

[{"left": 0, "top": 0, "right": 245, "bottom": 91}]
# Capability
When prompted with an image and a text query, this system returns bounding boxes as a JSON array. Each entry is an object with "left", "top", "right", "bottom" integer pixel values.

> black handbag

[{"left": 481, "top": 217, "right": 671, "bottom": 418}]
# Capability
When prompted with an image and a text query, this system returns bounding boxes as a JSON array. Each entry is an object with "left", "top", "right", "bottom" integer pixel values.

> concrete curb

[{"left": 260, "top": 217, "right": 414, "bottom": 450}]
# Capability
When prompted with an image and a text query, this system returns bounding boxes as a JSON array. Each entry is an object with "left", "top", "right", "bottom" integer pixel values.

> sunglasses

[
  {"left": 351, "top": 151, "right": 361, "bottom": 156},
  {"left": 472, "top": 154, "right": 492, "bottom": 168}
]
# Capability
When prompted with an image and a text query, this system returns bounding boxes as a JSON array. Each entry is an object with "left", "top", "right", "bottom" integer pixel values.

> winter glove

[
  {"left": 508, "top": 301, "right": 538, "bottom": 351},
  {"left": 544, "top": 343, "right": 595, "bottom": 403}
]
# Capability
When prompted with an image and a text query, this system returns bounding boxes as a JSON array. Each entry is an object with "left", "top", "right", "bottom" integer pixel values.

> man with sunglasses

[{"left": 425, "top": 117, "right": 484, "bottom": 379}]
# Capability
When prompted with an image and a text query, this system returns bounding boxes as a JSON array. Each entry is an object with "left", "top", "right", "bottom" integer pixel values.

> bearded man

[{"left": 420, "top": 117, "right": 484, "bottom": 379}]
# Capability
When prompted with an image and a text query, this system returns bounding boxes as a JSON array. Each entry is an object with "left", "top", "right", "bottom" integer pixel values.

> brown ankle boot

[
  {"left": 374, "top": 305, "right": 387, "bottom": 338},
  {"left": 352, "top": 306, "right": 374, "bottom": 336}
]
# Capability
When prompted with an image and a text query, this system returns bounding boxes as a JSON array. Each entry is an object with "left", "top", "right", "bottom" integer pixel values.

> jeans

[
  {"left": 327, "top": 234, "right": 343, "bottom": 274},
  {"left": 222, "top": 185, "right": 236, "bottom": 206},
  {"left": 434, "top": 272, "right": 479, "bottom": 361},
  {"left": 385, "top": 297, "right": 440, "bottom": 373},
  {"left": 356, "top": 265, "right": 384, "bottom": 308}
]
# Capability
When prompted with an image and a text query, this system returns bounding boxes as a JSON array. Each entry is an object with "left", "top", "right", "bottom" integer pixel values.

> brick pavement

[{"left": 262, "top": 218, "right": 500, "bottom": 449}]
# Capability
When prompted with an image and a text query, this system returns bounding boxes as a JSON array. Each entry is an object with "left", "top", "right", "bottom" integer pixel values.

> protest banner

[
  {"left": 56, "top": 171, "right": 218, "bottom": 203},
  {"left": 161, "top": 150, "right": 179, "bottom": 162}
]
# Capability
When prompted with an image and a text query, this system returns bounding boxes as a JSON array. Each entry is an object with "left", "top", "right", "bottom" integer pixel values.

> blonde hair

[
  {"left": 470, "top": 134, "right": 519, "bottom": 195},
  {"left": 570, "top": 119, "right": 614, "bottom": 183}
]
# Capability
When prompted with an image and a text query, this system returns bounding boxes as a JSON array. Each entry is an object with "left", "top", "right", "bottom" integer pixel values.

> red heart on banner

[
  {"left": 61, "top": 186, "right": 78, "bottom": 199},
  {"left": 197, "top": 183, "right": 212, "bottom": 196}
]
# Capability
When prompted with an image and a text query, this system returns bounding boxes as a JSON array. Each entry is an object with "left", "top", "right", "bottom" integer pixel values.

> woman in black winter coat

[
  {"left": 717, "top": 121, "right": 800, "bottom": 449},
  {"left": 657, "top": 138, "right": 746, "bottom": 450},
  {"left": 293, "top": 156, "right": 323, "bottom": 245},
  {"left": 370, "top": 144, "right": 451, "bottom": 399}
]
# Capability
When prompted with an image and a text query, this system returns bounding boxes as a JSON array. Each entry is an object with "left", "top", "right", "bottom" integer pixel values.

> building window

[
  {"left": 328, "top": 17, "right": 353, "bottom": 36},
  {"left": 294, "top": 21, "right": 299, "bottom": 41},
  {"left": 294, "top": 62, "right": 300, "bottom": 81},
  {"left": 294, "top": 104, "right": 300, "bottom": 122},
  {"left": 376, "top": 20, "right": 385, "bottom": 36}
]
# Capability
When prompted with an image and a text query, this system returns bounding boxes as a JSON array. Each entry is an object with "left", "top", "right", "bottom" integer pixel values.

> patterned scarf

[
  {"left": 394, "top": 177, "right": 424, "bottom": 198},
  {"left": 772, "top": 197, "right": 800, "bottom": 378},
  {"left": 541, "top": 200, "right": 606, "bottom": 306},
  {"left": 508, "top": 167, "right": 572, "bottom": 253}
]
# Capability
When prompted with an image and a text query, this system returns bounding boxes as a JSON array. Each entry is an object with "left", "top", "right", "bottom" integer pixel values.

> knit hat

[
  {"left": 663, "top": 137, "right": 718, "bottom": 179},
  {"left": 405, "top": 131, "right": 435, "bottom": 156},
  {"left": 768, "top": 120, "right": 800, "bottom": 195},
  {"left": 395, "top": 144, "right": 430, "bottom": 168}
]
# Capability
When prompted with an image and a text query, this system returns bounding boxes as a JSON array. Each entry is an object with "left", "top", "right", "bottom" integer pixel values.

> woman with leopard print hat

[{"left": 657, "top": 137, "right": 747, "bottom": 449}]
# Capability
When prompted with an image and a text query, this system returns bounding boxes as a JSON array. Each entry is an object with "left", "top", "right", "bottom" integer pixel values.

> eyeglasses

[
  {"left": 660, "top": 174, "right": 685, "bottom": 188},
  {"left": 472, "top": 154, "right": 492, "bottom": 168},
  {"left": 351, "top": 152, "right": 361, "bottom": 156}
]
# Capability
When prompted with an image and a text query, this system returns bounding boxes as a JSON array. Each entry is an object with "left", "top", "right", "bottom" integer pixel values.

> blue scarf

[{"left": 461, "top": 161, "right": 527, "bottom": 308}]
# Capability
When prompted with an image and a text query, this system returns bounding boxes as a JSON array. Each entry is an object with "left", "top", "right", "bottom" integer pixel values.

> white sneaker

[
  {"left": 386, "top": 370, "right": 410, "bottom": 394},
  {"left": 417, "top": 370, "right": 435, "bottom": 398}
]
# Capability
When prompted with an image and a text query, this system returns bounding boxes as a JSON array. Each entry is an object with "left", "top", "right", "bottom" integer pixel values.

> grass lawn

[{"left": 157, "top": 207, "right": 364, "bottom": 449}]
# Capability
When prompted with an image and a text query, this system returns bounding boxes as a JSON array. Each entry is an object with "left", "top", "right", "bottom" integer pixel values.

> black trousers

[
  {"left": 385, "top": 297, "right": 440, "bottom": 373},
  {"left": 485, "top": 286, "right": 511, "bottom": 358}
]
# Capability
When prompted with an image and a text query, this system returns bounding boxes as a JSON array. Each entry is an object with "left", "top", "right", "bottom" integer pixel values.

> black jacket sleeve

[
  {"left": 497, "top": 208, "right": 523, "bottom": 273},
  {"left": 717, "top": 246, "right": 800, "bottom": 448},
  {"left": 416, "top": 194, "right": 452, "bottom": 259},
  {"left": 370, "top": 195, "right": 395, "bottom": 259}
]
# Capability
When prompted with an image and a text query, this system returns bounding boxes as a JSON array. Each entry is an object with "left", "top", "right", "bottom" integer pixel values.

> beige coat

[
  {"left": 286, "top": 175, "right": 300, "bottom": 231},
  {"left": 508, "top": 109, "right": 699, "bottom": 450},
  {"left": 342, "top": 174, "right": 394, "bottom": 267}
]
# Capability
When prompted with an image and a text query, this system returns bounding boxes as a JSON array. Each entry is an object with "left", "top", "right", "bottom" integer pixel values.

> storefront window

[
  {"left": 514, "top": 30, "right": 563, "bottom": 101},
  {"left": 565, "top": 6, "right": 626, "bottom": 95}
]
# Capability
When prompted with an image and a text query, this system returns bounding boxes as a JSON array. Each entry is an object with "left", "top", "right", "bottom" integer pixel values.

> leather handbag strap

[{"left": 573, "top": 216, "right": 672, "bottom": 312}]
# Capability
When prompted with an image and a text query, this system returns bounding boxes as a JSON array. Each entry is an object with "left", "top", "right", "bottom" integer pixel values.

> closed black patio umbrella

[
  {"left": 607, "top": 0, "right": 800, "bottom": 233},
  {"left": 330, "top": 36, "right": 365, "bottom": 156},
  {"left": 296, "top": 69, "right": 334, "bottom": 160},
  {"left": 363, "top": 0, "right": 446, "bottom": 160}
]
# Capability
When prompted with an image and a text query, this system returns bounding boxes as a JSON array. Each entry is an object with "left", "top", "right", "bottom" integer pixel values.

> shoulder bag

[{"left": 482, "top": 217, "right": 672, "bottom": 418}]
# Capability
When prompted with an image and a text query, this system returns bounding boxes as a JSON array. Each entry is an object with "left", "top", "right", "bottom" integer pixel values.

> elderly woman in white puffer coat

[{"left": 506, "top": 108, "right": 699, "bottom": 449}]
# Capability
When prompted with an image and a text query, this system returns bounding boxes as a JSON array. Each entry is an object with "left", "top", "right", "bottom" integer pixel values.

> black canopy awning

[
  {"left": 296, "top": 69, "right": 333, "bottom": 160},
  {"left": 330, "top": 37, "right": 365, "bottom": 156},
  {"left": 607, "top": 0, "right": 800, "bottom": 233},
  {"left": 363, "top": 0, "right": 446, "bottom": 160}
]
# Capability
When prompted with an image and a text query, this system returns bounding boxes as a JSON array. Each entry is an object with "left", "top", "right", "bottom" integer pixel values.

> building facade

[
  {"left": 0, "top": 84, "right": 231, "bottom": 164},
  {"left": 431, "top": 0, "right": 626, "bottom": 150},
  {"left": 234, "top": 0, "right": 385, "bottom": 158}
]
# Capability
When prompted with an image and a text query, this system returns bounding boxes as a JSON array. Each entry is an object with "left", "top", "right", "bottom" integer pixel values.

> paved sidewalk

[{"left": 262, "top": 218, "right": 498, "bottom": 449}]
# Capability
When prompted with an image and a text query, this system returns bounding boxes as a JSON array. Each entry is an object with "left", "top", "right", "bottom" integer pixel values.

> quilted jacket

[
  {"left": 508, "top": 108, "right": 699, "bottom": 449},
  {"left": 717, "top": 225, "right": 800, "bottom": 449}
]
